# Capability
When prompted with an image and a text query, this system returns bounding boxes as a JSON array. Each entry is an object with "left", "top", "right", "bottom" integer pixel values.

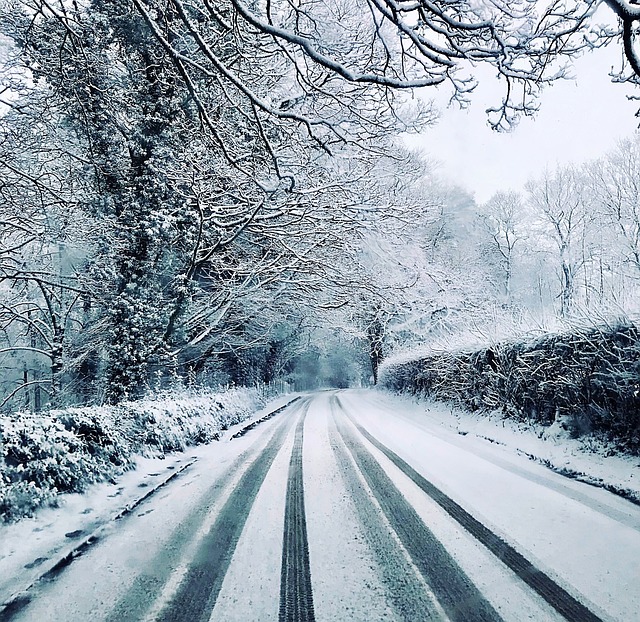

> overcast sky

[{"left": 407, "top": 41, "right": 640, "bottom": 204}]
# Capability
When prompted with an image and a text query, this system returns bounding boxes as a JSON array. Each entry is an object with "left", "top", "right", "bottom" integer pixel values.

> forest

[{"left": 1, "top": 0, "right": 640, "bottom": 413}]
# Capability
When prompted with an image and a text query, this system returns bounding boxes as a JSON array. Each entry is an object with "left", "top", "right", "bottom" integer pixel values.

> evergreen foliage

[{"left": 0, "top": 386, "right": 265, "bottom": 521}]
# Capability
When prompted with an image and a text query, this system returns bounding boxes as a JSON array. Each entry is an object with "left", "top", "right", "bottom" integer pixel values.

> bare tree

[
  {"left": 8, "top": 0, "right": 640, "bottom": 139},
  {"left": 122, "top": 0, "right": 640, "bottom": 130},
  {"left": 480, "top": 191, "right": 525, "bottom": 299},
  {"left": 4, "top": 0, "right": 640, "bottom": 404},
  {"left": 0, "top": 98, "right": 93, "bottom": 410},
  {"left": 527, "top": 167, "right": 595, "bottom": 318},
  {"left": 588, "top": 137, "right": 640, "bottom": 274}
]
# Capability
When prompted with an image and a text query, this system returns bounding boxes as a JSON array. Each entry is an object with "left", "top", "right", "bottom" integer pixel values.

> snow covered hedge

[
  {"left": 380, "top": 323, "right": 640, "bottom": 453},
  {"left": 0, "top": 387, "right": 267, "bottom": 522}
]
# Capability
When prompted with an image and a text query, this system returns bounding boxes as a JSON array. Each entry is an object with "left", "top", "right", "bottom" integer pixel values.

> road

[{"left": 2, "top": 390, "right": 640, "bottom": 621}]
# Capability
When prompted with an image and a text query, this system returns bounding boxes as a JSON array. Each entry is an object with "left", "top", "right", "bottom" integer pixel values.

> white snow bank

[
  {"left": 376, "top": 390, "right": 640, "bottom": 504},
  {"left": 0, "top": 391, "right": 296, "bottom": 608}
]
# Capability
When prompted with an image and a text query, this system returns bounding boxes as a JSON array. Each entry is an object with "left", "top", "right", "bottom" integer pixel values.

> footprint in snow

[
  {"left": 149, "top": 473, "right": 160, "bottom": 477},
  {"left": 137, "top": 509, "right": 154, "bottom": 517},
  {"left": 24, "top": 557, "right": 48, "bottom": 569},
  {"left": 81, "top": 508, "right": 93, "bottom": 515}
]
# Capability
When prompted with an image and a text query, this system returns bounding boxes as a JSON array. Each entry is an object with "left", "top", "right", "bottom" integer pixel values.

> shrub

[
  {"left": 0, "top": 386, "right": 266, "bottom": 522},
  {"left": 380, "top": 323, "right": 640, "bottom": 453}
]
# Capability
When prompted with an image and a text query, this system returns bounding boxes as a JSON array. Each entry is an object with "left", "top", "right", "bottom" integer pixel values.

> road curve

[{"left": 3, "top": 390, "right": 639, "bottom": 622}]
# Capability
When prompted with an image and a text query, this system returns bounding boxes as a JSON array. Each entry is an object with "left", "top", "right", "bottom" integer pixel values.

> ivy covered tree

[{"left": 0, "top": 0, "right": 433, "bottom": 404}]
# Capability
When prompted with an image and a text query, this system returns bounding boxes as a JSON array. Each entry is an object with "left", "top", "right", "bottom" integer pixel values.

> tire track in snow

[
  {"left": 337, "top": 397, "right": 604, "bottom": 622},
  {"left": 333, "top": 397, "right": 502, "bottom": 622},
  {"left": 0, "top": 460, "right": 197, "bottom": 622},
  {"left": 327, "top": 406, "right": 448, "bottom": 622},
  {"left": 107, "top": 426, "right": 289, "bottom": 620},
  {"left": 155, "top": 400, "right": 306, "bottom": 622},
  {"left": 351, "top": 392, "right": 640, "bottom": 533},
  {"left": 279, "top": 406, "right": 315, "bottom": 622}
]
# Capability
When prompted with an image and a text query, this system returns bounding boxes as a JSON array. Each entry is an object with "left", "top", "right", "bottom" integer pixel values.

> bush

[
  {"left": 380, "top": 323, "right": 640, "bottom": 453},
  {"left": 0, "top": 386, "right": 267, "bottom": 522}
]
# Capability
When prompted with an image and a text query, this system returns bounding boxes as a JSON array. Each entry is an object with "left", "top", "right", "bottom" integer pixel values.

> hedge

[
  {"left": 0, "top": 387, "right": 265, "bottom": 522},
  {"left": 380, "top": 323, "right": 640, "bottom": 452}
]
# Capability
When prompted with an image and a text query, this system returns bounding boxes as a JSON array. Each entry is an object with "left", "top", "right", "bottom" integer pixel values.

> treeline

[
  {"left": 0, "top": 0, "right": 433, "bottom": 410},
  {"left": 380, "top": 323, "right": 640, "bottom": 453},
  {"left": 6, "top": 2, "right": 640, "bottom": 412},
  {"left": 355, "top": 135, "right": 640, "bottom": 387}
]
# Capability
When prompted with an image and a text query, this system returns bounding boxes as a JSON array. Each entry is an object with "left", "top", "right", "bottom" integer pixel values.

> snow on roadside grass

[
  {"left": 0, "top": 386, "right": 268, "bottom": 523},
  {"left": 0, "top": 452, "right": 191, "bottom": 607},
  {"left": 0, "top": 391, "right": 295, "bottom": 609}
]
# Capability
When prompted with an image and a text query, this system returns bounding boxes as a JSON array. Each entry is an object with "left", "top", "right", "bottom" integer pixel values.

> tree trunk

[{"left": 367, "top": 316, "right": 385, "bottom": 385}]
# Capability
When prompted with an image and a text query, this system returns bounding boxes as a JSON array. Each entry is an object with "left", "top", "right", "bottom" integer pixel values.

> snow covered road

[{"left": 2, "top": 390, "right": 639, "bottom": 622}]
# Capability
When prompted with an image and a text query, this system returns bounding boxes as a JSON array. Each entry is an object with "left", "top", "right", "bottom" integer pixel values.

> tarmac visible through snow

[{"left": 2, "top": 390, "right": 640, "bottom": 621}]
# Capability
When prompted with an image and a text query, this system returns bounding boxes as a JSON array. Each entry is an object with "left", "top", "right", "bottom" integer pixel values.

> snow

[
  {"left": 0, "top": 392, "right": 294, "bottom": 611},
  {"left": 303, "top": 394, "right": 396, "bottom": 621},
  {"left": 373, "top": 390, "right": 640, "bottom": 505},
  {"left": 0, "top": 452, "right": 191, "bottom": 608},
  {"left": 340, "top": 389, "right": 640, "bottom": 621},
  {"left": 3, "top": 389, "right": 639, "bottom": 621}
]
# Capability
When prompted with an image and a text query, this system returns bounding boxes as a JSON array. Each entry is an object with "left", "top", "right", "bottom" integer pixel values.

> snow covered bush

[
  {"left": 380, "top": 323, "right": 640, "bottom": 452},
  {"left": 0, "top": 387, "right": 267, "bottom": 522}
]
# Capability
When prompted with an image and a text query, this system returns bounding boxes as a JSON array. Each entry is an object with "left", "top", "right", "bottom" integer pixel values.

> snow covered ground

[
  {"left": 340, "top": 390, "right": 640, "bottom": 621},
  {"left": 369, "top": 389, "right": 640, "bottom": 504},
  {"left": 0, "top": 387, "right": 275, "bottom": 524},
  {"left": 0, "top": 393, "right": 294, "bottom": 610},
  {"left": 2, "top": 389, "right": 639, "bottom": 622}
]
